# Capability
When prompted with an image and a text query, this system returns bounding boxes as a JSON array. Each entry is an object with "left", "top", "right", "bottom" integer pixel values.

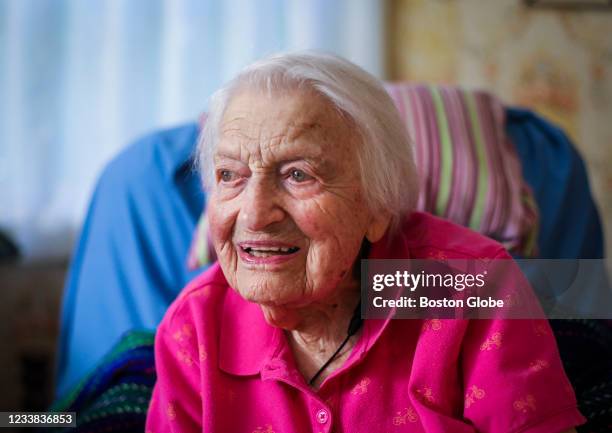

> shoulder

[
  {"left": 399, "top": 212, "right": 508, "bottom": 259},
  {"left": 160, "top": 262, "right": 229, "bottom": 332},
  {"left": 154, "top": 263, "right": 273, "bottom": 376}
]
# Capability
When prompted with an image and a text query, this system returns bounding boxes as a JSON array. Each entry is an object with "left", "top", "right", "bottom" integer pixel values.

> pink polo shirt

[{"left": 146, "top": 212, "right": 585, "bottom": 433}]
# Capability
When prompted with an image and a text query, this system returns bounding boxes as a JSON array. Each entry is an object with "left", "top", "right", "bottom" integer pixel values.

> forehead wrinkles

[
  {"left": 220, "top": 120, "right": 323, "bottom": 167},
  {"left": 218, "top": 95, "right": 352, "bottom": 166}
]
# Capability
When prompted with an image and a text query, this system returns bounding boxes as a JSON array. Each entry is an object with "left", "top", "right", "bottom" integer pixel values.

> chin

[
  {"left": 260, "top": 304, "right": 301, "bottom": 330},
  {"left": 238, "top": 279, "right": 315, "bottom": 313},
  {"left": 235, "top": 269, "right": 303, "bottom": 299}
]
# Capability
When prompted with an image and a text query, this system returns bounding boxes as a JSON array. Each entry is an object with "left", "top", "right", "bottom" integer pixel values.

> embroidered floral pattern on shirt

[
  {"left": 166, "top": 402, "right": 176, "bottom": 421},
  {"left": 464, "top": 385, "right": 485, "bottom": 408},
  {"left": 513, "top": 395, "right": 536, "bottom": 413},
  {"left": 198, "top": 344, "right": 207, "bottom": 361},
  {"left": 392, "top": 406, "right": 418, "bottom": 425},
  {"left": 504, "top": 292, "right": 520, "bottom": 308},
  {"left": 427, "top": 250, "right": 448, "bottom": 262},
  {"left": 532, "top": 321, "right": 549, "bottom": 337},
  {"left": 177, "top": 347, "right": 194, "bottom": 366},
  {"left": 479, "top": 332, "right": 502, "bottom": 351},
  {"left": 416, "top": 386, "right": 435, "bottom": 404},
  {"left": 172, "top": 323, "right": 194, "bottom": 344},
  {"left": 252, "top": 424, "right": 275, "bottom": 433},
  {"left": 422, "top": 319, "right": 442, "bottom": 332},
  {"left": 351, "top": 377, "right": 371, "bottom": 395},
  {"left": 528, "top": 359, "right": 549, "bottom": 372},
  {"left": 192, "top": 287, "right": 210, "bottom": 297}
]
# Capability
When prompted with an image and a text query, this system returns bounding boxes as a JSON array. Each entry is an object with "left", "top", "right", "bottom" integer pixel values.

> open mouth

[{"left": 241, "top": 246, "right": 300, "bottom": 257}]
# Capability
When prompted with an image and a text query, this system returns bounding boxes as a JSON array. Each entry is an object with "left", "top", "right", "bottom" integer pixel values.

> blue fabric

[
  {"left": 505, "top": 110, "right": 611, "bottom": 433},
  {"left": 56, "top": 109, "right": 606, "bottom": 398},
  {"left": 55, "top": 123, "right": 205, "bottom": 398},
  {"left": 505, "top": 108, "right": 604, "bottom": 259}
]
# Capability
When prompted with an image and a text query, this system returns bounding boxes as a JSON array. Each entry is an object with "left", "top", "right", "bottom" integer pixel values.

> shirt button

[{"left": 316, "top": 409, "right": 329, "bottom": 424}]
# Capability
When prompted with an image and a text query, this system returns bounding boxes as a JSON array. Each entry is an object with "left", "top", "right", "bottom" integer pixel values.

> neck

[
  {"left": 263, "top": 287, "right": 361, "bottom": 388},
  {"left": 266, "top": 240, "right": 369, "bottom": 387},
  {"left": 289, "top": 290, "right": 359, "bottom": 347}
]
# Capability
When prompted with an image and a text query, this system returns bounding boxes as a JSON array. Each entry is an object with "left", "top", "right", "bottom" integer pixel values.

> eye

[
  {"left": 289, "top": 168, "right": 312, "bottom": 183},
  {"left": 219, "top": 169, "right": 236, "bottom": 183}
]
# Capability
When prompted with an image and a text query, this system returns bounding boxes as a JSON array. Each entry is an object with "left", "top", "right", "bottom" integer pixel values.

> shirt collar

[
  {"left": 218, "top": 285, "right": 282, "bottom": 376},
  {"left": 357, "top": 218, "right": 412, "bottom": 357}
]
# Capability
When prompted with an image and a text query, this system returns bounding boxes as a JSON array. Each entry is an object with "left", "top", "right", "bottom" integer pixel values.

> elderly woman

[{"left": 146, "top": 53, "right": 583, "bottom": 433}]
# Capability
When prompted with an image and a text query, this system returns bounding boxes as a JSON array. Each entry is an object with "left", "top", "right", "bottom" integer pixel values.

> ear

[{"left": 365, "top": 211, "right": 392, "bottom": 243}]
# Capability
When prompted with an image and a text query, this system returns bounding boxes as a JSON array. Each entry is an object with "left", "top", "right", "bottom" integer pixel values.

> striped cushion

[
  {"left": 187, "top": 84, "right": 538, "bottom": 269},
  {"left": 385, "top": 83, "right": 538, "bottom": 255}
]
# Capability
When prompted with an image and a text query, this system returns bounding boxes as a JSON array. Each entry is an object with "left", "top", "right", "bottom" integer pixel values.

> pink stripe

[
  {"left": 407, "top": 86, "right": 430, "bottom": 210},
  {"left": 420, "top": 86, "right": 443, "bottom": 215},
  {"left": 385, "top": 84, "right": 426, "bottom": 210},
  {"left": 476, "top": 91, "right": 505, "bottom": 235},
  {"left": 404, "top": 85, "right": 432, "bottom": 211},
  {"left": 442, "top": 87, "right": 474, "bottom": 225}
]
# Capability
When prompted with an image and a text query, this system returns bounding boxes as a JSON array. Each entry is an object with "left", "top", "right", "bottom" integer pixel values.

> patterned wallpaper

[{"left": 388, "top": 0, "right": 612, "bottom": 260}]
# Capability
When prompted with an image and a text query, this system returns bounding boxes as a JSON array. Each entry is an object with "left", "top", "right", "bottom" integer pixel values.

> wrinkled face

[{"left": 208, "top": 87, "right": 388, "bottom": 317}]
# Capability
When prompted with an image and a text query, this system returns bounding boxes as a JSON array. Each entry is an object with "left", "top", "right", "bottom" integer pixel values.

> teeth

[
  {"left": 250, "top": 250, "right": 273, "bottom": 257},
  {"left": 243, "top": 246, "right": 298, "bottom": 256}
]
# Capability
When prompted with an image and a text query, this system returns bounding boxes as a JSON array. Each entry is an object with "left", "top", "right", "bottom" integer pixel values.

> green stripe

[
  {"left": 429, "top": 86, "right": 453, "bottom": 216},
  {"left": 465, "top": 92, "right": 489, "bottom": 230}
]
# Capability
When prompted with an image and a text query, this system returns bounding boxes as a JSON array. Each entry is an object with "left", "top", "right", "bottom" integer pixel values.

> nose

[{"left": 239, "top": 176, "right": 286, "bottom": 231}]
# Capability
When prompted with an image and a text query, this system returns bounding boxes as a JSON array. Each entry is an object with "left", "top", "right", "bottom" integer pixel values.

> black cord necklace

[
  {"left": 307, "top": 240, "right": 370, "bottom": 387},
  {"left": 308, "top": 301, "right": 363, "bottom": 386}
]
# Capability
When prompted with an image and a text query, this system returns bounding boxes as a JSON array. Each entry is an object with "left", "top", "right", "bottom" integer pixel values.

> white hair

[{"left": 197, "top": 51, "right": 418, "bottom": 234}]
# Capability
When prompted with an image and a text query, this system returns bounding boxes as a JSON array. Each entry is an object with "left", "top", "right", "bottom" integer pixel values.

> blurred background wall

[
  {"left": 0, "top": 0, "right": 384, "bottom": 261},
  {"left": 0, "top": 0, "right": 385, "bottom": 412},
  {"left": 387, "top": 0, "right": 612, "bottom": 260}
]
